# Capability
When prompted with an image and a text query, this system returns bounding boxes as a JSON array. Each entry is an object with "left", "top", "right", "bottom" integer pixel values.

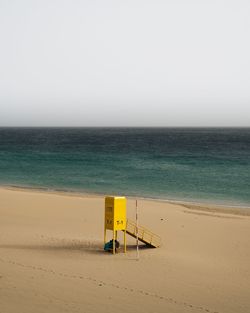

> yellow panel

[
  {"left": 105, "top": 197, "right": 114, "bottom": 230},
  {"left": 105, "top": 196, "right": 126, "bottom": 231},
  {"left": 113, "top": 197, "right": 126, "bottom": 230}
]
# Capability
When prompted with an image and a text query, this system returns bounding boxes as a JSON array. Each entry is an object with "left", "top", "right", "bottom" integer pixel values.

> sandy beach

[{"left": 0, "top": 187, "right": 250, "bottom": 313}]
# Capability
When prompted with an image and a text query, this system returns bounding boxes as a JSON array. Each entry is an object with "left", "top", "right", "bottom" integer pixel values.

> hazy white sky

[{"left": 0, "top": 0, "right": 249, "bottom": 126}]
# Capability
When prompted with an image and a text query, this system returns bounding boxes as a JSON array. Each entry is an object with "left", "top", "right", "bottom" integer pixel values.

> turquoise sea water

[{"left": 0, "top": 127, "right": 249, "bottom": 207}]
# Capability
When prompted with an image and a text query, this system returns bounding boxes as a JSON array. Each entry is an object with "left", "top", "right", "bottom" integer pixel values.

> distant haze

[{"left": 0, "top": 0, "right": 249, "bottom": 127}]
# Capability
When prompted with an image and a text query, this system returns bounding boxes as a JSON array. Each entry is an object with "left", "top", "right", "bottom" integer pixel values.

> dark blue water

[{"left": 0, "top": 127, "right": 249, "bottom": 206}]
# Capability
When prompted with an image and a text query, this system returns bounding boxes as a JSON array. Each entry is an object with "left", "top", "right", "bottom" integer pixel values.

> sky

[{"left": 0, "top": 0, "right": 249, "bottom": 127}]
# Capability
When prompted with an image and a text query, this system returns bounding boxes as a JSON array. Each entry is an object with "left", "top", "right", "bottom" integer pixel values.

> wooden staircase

[{"left": 124, "top": 219, "right": 161, "bottom": 248}]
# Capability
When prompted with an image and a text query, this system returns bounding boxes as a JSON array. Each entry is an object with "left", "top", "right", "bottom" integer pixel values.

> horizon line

[{"left": 0, "top": 126, "right": 249, "bottom": 129}]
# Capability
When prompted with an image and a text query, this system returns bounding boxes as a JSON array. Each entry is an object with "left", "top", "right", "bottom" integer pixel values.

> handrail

[{"left": 126, "top": 219, "right": 161, "bottom": 247}]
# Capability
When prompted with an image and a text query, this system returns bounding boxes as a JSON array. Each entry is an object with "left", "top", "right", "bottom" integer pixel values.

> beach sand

[{"left": 0, "top": 187, "right": 249, "bottom": 313}]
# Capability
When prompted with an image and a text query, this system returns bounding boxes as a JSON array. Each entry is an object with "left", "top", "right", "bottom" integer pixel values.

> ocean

[{"left": 0, "top": 127, "right": 249, "bottom": 207}]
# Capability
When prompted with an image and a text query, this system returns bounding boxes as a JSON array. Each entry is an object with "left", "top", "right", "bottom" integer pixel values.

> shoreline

[{"left": 1, "top": 184, "right": 250, "bottom": 216}]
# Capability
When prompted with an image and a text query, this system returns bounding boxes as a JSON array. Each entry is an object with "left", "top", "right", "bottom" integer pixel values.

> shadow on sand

[{"left": 0, "top": 239, "right": 152, "bottom": 256}]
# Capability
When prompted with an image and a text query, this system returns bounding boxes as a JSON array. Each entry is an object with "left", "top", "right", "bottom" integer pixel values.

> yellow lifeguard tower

[
  {"left": 104, "top": 196, "right": 127, "bottom": 254},
  {"left": 104, "top": 196, "right": 161, "bottom": 255}
]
